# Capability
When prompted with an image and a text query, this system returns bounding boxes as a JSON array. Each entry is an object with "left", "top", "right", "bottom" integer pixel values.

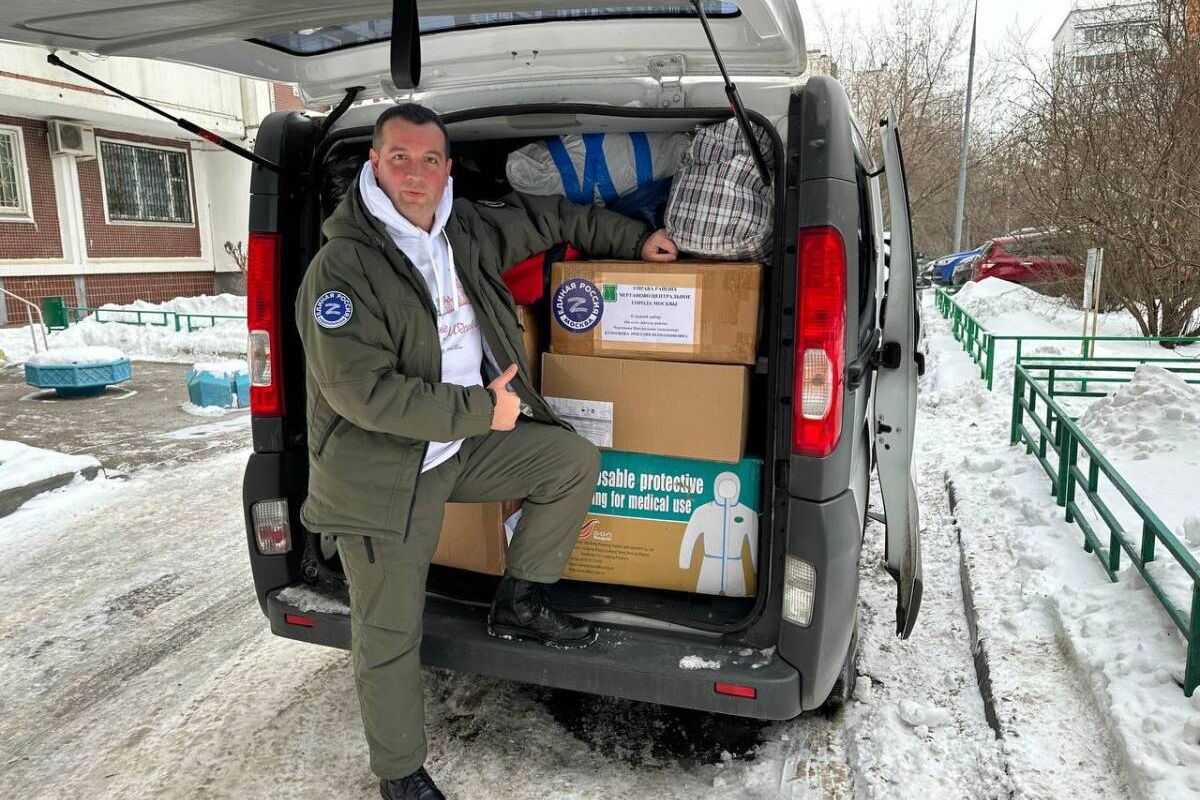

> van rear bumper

[{"left": 266, "top": 588, "right": 802, "bottom": 720}]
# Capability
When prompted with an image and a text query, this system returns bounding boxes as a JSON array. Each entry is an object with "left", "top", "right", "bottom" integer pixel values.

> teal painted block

[{"left": 25, "top": 358, "right": 131, "bottom": 398}]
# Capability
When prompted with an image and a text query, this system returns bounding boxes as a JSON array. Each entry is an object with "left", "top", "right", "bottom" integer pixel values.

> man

[{"left": 295, "top": 103, "right": 678, "bottom": 800}]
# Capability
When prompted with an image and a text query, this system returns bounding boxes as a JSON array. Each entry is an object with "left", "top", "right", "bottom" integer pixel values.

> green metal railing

[
  {"left": 65, "top": 305, "right": 246, "bottom": 333},
  {"left": 933, "top": 287, "right": 1200, "bottom": 391},
  {"left": 1011, "top": 361, "right": 1200, "bottom": 697}
]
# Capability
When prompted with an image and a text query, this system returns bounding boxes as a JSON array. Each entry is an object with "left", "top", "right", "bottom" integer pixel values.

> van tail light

[
  {"left": 252, "top": 498, "right": 292, "bottom": 554},
  {"left": 247, "top": 232, "right": 284, "bottom": 416},
  {"left": 714, "top": 682, "right": 757, "bottom": 699},
  {"left": 793, "top": 226, "right": 846, "bottom": 458}
]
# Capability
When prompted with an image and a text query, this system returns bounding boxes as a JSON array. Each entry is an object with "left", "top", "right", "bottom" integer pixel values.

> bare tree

[
  {"left": 814, "top": 0, "right": 1022, "bottom": 256},
  {"left": 1011, "top": 0, "right": 1200, "bottom": 340},
  {"left": 223, "top": 240, "right": 248, "bottom": 273}
]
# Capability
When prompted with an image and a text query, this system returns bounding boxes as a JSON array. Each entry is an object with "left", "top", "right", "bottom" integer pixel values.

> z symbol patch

[{"left": 314, "top": 290, "right": 353, "bottom": 329}]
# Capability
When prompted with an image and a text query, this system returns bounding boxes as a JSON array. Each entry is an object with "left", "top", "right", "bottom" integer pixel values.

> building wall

[
  {"left": 0, "top": 114, "right": 64, "bottom": 260},
  {"left": 0, "top": 43, "right": 301, "bottom": 327},
  {"left": 76, "top": 129, "right": 202, "bottom": 260}
]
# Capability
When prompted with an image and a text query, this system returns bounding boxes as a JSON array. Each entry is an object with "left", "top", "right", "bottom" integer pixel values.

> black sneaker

[
  {"left": 379, "top": 766, "right": 445, "bottom": 800},
  {"left": 487, "top": 576, "right": 598, "bottom": 648}
]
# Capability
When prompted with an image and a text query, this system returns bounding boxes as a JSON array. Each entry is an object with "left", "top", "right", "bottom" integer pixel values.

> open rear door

[
  {"left": 875, "top": 111, "right": 923, "bottom": 639},
  {"left": 0, "top": 0, "right": 804, "bottom": 105}
]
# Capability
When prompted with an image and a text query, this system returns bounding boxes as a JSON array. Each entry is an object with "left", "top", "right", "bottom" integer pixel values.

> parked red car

[{"left": 970, "top": 232, "right": 1078, "bottom": 285}]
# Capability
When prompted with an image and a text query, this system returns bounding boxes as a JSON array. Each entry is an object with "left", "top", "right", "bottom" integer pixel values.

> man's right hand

[{"left": 488, "top": 364, "right": 521, "bottom": 431}]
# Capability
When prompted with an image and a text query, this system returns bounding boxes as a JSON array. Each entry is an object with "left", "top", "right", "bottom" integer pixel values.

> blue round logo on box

[
  {"left": 314, "top": 290, "right": 353, "bottom": 329},
  {"left": 553, "top": 278, "right": 603, "bottom": 332}
]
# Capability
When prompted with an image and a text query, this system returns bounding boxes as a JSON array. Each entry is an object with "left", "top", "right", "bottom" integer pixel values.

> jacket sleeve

[
  {"left": 296, "top": 243, "right": 495, "bottom": 443},
  {"left": 463, "top": 192, "right": 652, "bottom": 267}
]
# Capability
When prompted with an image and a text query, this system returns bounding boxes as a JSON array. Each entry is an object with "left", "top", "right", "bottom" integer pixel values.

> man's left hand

[{"left": 641, "top": 229, "right": 679, "bottom": 262}]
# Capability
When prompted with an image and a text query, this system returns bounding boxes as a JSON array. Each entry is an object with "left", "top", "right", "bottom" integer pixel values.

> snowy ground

[
  {"left": 3, "top": 284, "right": 1198, "bottom": 798},
  {"left": 928, "top": 281, "right": 1200, "bottom": 799},
  {"left": 0, "top": 294, "right": 245, "bottom": 365}
]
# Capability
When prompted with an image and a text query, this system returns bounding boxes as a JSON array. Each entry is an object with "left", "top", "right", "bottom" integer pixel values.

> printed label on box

[
  {"left": 544, "top": 396, "right": 614, "bottom": 447},
  {"left": 599, "top": 283, "right": 697, "bottom": 346}
]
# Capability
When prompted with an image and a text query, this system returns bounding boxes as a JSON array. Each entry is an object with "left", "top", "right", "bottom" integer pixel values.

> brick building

[{"left": 0, "top": 42, "right": 308, "bottom": 325}]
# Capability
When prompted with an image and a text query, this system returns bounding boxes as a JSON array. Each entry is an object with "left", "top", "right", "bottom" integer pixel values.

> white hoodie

[{"left": 359, "top": 161, "right": 497, "bottom": 473}]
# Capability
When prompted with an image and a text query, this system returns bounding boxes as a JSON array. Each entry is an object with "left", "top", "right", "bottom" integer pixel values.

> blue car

[{"left": 927, "top": 246, "right": 984, "bottom": 285}]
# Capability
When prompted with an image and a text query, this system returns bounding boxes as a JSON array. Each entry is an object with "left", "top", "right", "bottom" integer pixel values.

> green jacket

[{"left": 296, "top": 185, "right": 649, "bottom": 539}]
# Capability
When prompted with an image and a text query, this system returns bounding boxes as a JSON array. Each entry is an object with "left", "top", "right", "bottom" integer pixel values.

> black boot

[
  {"left": 379, "top": 766, "right": 445, "bottom": 800},
  {"left": 488, "top": 576, "right": 598, "bottom": 648}
]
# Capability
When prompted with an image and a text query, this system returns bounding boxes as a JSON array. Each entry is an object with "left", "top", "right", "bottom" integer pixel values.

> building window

[
  {"left": 0, "top": 125, "right": 33, "bottom": 222},
  {"left": 99, "top": 139, "right": 194, "bottom": 225}
]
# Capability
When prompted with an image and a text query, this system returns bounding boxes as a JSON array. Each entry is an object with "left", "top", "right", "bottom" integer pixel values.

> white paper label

[
  {"left": 544, "top": 396, "right": 614, "bottom": 448},
  {"left": 600, "top": 283, "right": 696, "bottom": 345}
]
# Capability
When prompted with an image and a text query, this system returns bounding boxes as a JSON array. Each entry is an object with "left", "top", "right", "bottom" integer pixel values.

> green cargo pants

[{"left": 336, "top": 419, "right": 600, "bottom": 780}]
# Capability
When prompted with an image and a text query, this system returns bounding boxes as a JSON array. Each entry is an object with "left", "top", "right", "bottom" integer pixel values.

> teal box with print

[{"left": 564, "top": 450, "right": 762, "bottom": 596}]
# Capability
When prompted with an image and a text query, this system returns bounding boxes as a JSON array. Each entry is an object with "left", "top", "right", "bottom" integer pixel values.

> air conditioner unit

[{"left": 48, "top": 120, "right": 96, "bottom": 158}]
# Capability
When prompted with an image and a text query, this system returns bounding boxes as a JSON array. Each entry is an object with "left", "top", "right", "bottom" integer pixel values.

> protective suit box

[
  {"left": 563, "top": 450, "right": 762, "bottom": 596},
  {"left": 548, "top": 260, "right": 761, "bottom": 365},
  {"left": 541, "top": 352, "right": 749, "bottom": 463},
  {"left": 432, "top": 501, "right": 519, "bottom": 576}
]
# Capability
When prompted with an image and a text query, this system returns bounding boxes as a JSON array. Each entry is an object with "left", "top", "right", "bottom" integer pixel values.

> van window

[
  {"left": 255, "top": 3, "right": 740, "bottom": 55},
  {"left": 855, "top": 161, "right": 878, "bottom": 341}
]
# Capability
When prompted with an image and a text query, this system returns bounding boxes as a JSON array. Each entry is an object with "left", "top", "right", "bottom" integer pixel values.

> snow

[
  {"left": 677, "top": 655, "right": 721, "bottom": 670},
  {"left": 180, "top": 401, "right": 235, "bottom": 417},
  {"left": 0, "top": 323, "right": 49, "bottom": 364},
  {"left": 0, "top": 294, "right": 248, "bottom": 366},
  {"left": 25, "top": 345, "right": 127, "bottom": 365},
  {"left": 0, "top": 439, "right": 100, "bottom": 493},
  {"left": 924, "top": 288, "right": 1200, "bottom": 798},
  {"left": 190, "top": 358, "right": 249, "bottom": 377}
]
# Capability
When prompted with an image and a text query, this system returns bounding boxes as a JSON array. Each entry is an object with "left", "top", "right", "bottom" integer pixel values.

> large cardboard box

[
  {"left": 432, "top": 501, "right": 519, "bottom": 576},
  {"left": 516, "top": 304, "right": 541, "bottom": 387},
  {"left": 541, "top": 352, "right": 749, "bottom": 463},
  {"left": 563, "top": 450, "right": 762, "bottom": 596},
  {"left": 549, "top": 260, "right": 761, "bottom": 365}
]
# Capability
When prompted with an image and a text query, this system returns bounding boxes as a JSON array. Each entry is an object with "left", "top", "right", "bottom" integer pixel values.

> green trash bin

[{"left": 40, "top": 296, "right": 69, "bottom": 330}]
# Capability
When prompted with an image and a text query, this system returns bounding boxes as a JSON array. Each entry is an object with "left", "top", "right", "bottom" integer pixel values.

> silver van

[{"left": 1, "top": 0, "right": 922, "bottom": 717}]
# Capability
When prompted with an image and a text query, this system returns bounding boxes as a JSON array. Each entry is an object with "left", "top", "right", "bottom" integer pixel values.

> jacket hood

[{"left": 320, "top": 163, "right": 454, "bottom": 248}]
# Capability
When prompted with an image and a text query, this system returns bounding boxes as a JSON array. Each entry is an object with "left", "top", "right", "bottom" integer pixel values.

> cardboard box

[
  {"left": 516, "top": 304, "right": 541, "bottom": 387},
  {"left": 432, "top": 501, "right": 519, "bottom": 576},
  {"left": 563, "top": 450, "right": 762, "bottom": 596},
  {"left": 549, "top": 260, "right": 761, "bottom": 365},
  {"left": 541, "top": 352, "right": 749, "bottom": 463}
]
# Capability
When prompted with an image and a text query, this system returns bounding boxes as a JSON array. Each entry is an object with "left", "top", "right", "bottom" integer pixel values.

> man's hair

[{"left": 372, "top": 103, "right": 450, "bottom": 156}]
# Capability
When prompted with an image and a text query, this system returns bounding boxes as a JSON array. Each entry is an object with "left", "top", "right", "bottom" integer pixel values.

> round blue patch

[
  {"left": 314, "top": 290, "right": 353, "bottom": 329},
  {"left": 552, "top": 278, "right": 603, "bottom": 333}
]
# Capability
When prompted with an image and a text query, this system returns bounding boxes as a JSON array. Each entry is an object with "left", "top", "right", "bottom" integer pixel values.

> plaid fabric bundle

[{"left": 665, "top": 119, "right": 774, "bottom": 261}]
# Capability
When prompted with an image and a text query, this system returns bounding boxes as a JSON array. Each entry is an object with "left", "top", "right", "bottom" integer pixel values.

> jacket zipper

[{"left": 403, "top": 442, "right": 432, "bottom": 543}]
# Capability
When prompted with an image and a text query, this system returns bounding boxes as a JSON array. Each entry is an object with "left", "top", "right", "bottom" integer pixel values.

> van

[{"left": 1, "top": 0, "right": 923, "bottom": 717}]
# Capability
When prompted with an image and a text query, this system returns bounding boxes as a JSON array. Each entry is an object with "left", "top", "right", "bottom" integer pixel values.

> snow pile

[
  {"left": 678, "top": 655, "right": 721, "bottom": 670},
  {"left": 191, "top": 359, "right": 249, "bottom": 378},
  {"left": 44, "top": 294, "right": 247, "bottom": 363},
  {"left": 1079, "top": 364, "right": 1200, "bottom": 456},
  {"left": 0, "top": 324, "right": 47, "bottom": 365},
  {"left": 91, "top": 293, "right": 245, "bottom": 321},
  {"left": 0, "top": 439, "right": 100, "bottom": 493},
  {"left": 26, "top": 346, "right": 127, "bottom": 365}
]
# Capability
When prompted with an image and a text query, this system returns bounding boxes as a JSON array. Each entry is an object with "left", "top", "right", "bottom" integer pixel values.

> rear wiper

[
  {"left": 689, "top": 0, "right": 772, "bottom": 186},
  {"left": 47, "top": 52, "right": 281, "bottom": 174}
]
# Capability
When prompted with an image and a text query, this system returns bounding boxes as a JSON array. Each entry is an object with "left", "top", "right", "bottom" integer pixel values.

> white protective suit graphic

[{"left": 677, "top": 472, "right": 758, "bottom": 596}]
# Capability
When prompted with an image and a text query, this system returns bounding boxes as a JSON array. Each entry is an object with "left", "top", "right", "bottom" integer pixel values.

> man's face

[{"left": 369, "top": 118, "right": 452, "bottom": 227}]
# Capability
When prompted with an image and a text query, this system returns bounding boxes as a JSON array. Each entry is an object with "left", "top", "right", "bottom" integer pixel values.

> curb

[{"left": 0, "top": 465, "right": 101, "bottom": 519}]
